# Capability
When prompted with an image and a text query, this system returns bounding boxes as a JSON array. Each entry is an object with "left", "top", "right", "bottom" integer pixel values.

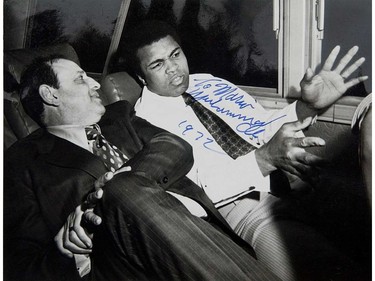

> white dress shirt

[{"left": 135, "top": 73, "right": 300, "bottom": 207}]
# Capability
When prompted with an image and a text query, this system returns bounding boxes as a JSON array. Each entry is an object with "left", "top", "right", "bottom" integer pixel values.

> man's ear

[
  {"left": 137, "top": 75, "right": 147, "bottom": 86},
  {"left": 39, "top": 85, "right": 59, "bottom": 106}
]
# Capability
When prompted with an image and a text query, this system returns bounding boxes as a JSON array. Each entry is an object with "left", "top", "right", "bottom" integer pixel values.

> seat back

[{"left": 99, "top": 72, "right": 142, "bottom": 108}]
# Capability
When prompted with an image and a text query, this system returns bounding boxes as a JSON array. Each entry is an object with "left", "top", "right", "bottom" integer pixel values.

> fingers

[
  {"left": 94, "top": 171, "right": 114, "bottom": 189},
  {"left": 54, "top": 227, "right": 73, "bottom": 258},
  {"left": 93, "top": 167, "right": 132, "bottom": 191},
  {"left": 325, "top": 46, "right": 366, "bottom": 89},
  {"left": 322, "top": 45, "right": 340, "bottom": 71},
  {"left": 83, "top": 210, "right": 102, "bottom": 226},
  {"left": 72, "top": 210, "right": 94, "bottom": 249},
  {"left": 340, "top": 57, "right": 365, "bottom": 79},
  {"left": 55, "top": 219, "right": 93, "bottom": 257},
  {"left": 345, "top": 75, "right": 369, "bottom": 89},
  {"left": 298, "top": 152, "right": 326, "bottom": 166},
  {"left": 285, "top": 138, "right": 326, "bottom": 166},
  {"left": 83, "top": 188, "right": 103, "bottom": 209},
  {"left": 302, "top": 68, "right": 315, "bottom": 83},
  {"left": 334, "top": 45, "right": 359, "bottom": 73},
  {"left": 280, "top": 159, "right": 319, "bottom": 180},
  {"left": 281, "top": 161, "right": 307, "bottom": 179},
  {"left": 282, "top": 150, "right": 324, "bottom": 182},
  {"left": 67, "top": 226, "right": 92, "bottom": 252},
  {"left": 93, "top": 166, "right": 131, "bottom": 189},
  {"left": 292, "top": 158, "right": 322, "bottom": 185},
  {"left": 114, "top": 165, "right": 132, "bottom": 176},
  {"left": 299, "top": 137, "right": 325, "bottom": 147}
]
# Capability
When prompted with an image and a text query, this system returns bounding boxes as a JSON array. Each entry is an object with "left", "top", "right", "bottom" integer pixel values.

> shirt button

[{"left": 162, "top": 176, "right": 169, "bottom": 183}]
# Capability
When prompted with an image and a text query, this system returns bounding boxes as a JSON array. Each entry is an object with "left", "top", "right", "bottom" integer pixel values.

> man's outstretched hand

[{"left": 301, "top": 45, "right": 368, "bottom": 111}]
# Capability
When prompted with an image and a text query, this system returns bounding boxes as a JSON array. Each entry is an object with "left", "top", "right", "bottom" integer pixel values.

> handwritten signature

[
  {"left": 188, "top": 78, "right": 286, "bottom": 139},
  {"left": 178, "top": 120, "right": 226, "bottom": 155},
  {"left": 190, "top": 78, "right": 254, "bottom": 112},
  {"left": 236, "top": 115, "right": 286, "bottom": 138}
]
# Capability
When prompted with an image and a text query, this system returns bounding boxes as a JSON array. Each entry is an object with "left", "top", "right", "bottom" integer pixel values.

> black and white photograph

[{"left": 3, "top": 0, "right": 372, "bottom": 280}]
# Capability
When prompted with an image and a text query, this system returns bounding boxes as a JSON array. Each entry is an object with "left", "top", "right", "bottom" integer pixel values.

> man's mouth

[
  {"left": 170, "top": 74, "right": 184, "bottom": 85},
  {"left": 91, "top": 91, "right": 102, "bottom": 100}
]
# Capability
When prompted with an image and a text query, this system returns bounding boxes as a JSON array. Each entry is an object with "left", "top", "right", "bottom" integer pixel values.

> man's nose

[
  {"left": 165, "top": 59, "right": 178, "bottom": 73},
  {"left": 88, "top": 77, "right": 101, "bottom": 90}
]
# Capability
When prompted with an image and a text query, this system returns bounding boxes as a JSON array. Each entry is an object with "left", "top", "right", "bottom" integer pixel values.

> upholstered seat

[{"left": 100, "top": 71, "right": 142, "bottom": 108}]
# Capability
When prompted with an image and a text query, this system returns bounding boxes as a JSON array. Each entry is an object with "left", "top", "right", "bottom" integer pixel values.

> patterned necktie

[
  {"left": 85, "top": 124, "right": 128, "bottom": 172},
  {"left": 182, "top": 93, "right": 255, "bottom": 159},
  {"left": 183, "top": 93, "right": 291, "bottom": 195}
]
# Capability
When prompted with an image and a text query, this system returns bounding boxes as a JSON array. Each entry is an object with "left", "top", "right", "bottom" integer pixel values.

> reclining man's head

[
  {"left": 20, "top": 56, "right": 105, "bottom": 127},
  {"left": 124, "top": 20, "right": 190, "bottom": 97}
]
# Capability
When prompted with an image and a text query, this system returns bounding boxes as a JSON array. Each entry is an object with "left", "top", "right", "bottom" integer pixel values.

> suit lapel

[{"left": 40, "top": 131, "right": 107, "bottom": 179}]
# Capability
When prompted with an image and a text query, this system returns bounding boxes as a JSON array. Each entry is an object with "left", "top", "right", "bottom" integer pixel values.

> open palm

[{"left": 301, "top": 46, "right": 368, "bottom": 110}]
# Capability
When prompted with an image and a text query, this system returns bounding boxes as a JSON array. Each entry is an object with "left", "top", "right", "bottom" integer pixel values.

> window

[
  {"left": 113, "top": 0, "right": 279, "bottom": 90},
  {"left": 322, "top": 0, "right": 371, "bottom": 97},
  {"left": 5, "top": 0, "right": 123, "bottom": 74}
]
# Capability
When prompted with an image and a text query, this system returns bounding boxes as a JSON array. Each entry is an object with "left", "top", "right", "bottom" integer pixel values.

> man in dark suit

[{"left": 4, "top": 56, "right": 284, "bottom": 281}]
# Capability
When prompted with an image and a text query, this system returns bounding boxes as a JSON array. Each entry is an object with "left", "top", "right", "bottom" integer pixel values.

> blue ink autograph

[
  {"left": 178, "top": 120, "right": 226, "bottom": 155},
  {"left": 189, "top": 78, "right": 254, "bottom": 112},
  {"left": 236, "top": 115, "right": 287, "bottom": 138},
  {"left": 188, "top": 77, "right": 287, "bottom": 139}
]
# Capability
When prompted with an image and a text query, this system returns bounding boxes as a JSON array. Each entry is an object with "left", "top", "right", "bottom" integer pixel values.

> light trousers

[{"left": 219, "top": 191, "right": 366, "bottom": 281}]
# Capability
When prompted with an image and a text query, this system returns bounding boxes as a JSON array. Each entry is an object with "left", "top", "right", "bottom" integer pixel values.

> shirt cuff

[{"left": 236, "top": 151, "right": 270, "bottom": 193}]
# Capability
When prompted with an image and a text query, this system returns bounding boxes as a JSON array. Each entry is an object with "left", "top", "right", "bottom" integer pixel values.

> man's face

[
  {"left": 137, "top": 35, "right": 190, "bottom": 97},
  {"left": 52, "top": 59, "right": 105, "bottom": 125}
]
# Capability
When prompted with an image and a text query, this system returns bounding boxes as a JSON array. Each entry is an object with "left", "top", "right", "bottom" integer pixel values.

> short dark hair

[
  {"left": 19, "top": 55, "right": 65, "bottom": 126},
  {"left": 117, "top": 20, "right": 181, "bottom": 77}
]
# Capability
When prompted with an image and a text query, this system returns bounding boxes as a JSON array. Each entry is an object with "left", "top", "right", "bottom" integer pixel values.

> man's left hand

[
  {"left": 54, "top": 189, "right": 103, "bottom": 258},
  {"left": 54, "top": 166, "right": 131, "bottom": 258},
  {"left": 301, "top": 45, "right": 368, "bottom": 111}
]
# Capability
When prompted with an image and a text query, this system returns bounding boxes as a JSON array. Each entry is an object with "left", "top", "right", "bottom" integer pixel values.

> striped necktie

[
  {"left": 85, "top": 124, "right": 128, "bottom": 172},
  {"left": 182, "top": 92, "right": 255, "bottom": 159}
]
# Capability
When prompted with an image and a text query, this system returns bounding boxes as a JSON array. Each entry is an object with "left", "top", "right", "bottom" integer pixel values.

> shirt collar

[{"left": 136, "top": 85, "right": 183, "bottom": 112}]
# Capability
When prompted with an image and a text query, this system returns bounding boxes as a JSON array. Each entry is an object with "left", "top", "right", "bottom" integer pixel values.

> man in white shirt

[{"left": 122, "top": 20, "right": 368, "bottom": 281}]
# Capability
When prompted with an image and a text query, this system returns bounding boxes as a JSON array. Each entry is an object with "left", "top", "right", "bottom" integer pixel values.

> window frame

[
  {"left": 248, "top": 0, "right": 362, "bottom": 125},
  {"left": 104, "top": 0, "right": 363, "bottom": 125}
]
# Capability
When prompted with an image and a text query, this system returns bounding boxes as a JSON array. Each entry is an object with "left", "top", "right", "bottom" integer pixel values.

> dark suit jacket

[
  {"left": 4, "top": 101, "right": 199, "bottom": 281},
  {"left": 5, "top": 101, "right": 250, "bottom": 281}
]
